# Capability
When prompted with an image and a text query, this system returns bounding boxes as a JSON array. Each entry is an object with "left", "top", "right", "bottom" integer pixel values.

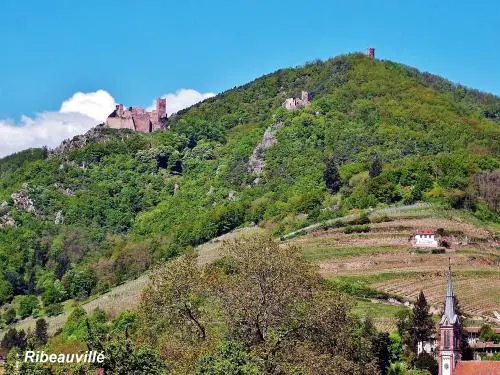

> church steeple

[
  {"left": 438, "top": 259, "right": 461, "bottom": 375},
  {"left": 440, "top": 260, "right": 458, "bottom": 325}
]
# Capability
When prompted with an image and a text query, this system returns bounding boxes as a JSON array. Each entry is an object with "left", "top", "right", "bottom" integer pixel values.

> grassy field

[
  {"left": 354, "top": 299, "right": 407, "bottom": 332},
  {"left": 303, "top": 245, "right": 402, "bottom": 261}
]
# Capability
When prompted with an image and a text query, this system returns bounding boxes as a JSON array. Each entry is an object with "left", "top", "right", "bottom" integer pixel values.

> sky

[{"left": 0, "top": 0, "right": 499, "bottom": 157}]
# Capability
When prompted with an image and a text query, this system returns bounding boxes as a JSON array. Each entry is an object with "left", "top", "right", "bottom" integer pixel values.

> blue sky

[{"left": 0, "top": 0, "right": 499, "bottom": 156}]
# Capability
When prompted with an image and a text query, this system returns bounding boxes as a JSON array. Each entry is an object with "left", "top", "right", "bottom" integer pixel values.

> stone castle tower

[
  {"left": 366, "top": 47, "right": 375, "bottom": 58},
  {"left": 438, "top": 263, "right": 461, "bottom": 375},
  {"left": 106, "top": 98, "right": 167, "bottom": 133}
]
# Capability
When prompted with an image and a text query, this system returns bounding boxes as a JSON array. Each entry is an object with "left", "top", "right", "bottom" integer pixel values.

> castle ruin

[
  {"left": 366, "top": 47, "right": 375, "bottom": 58},
  {"left": 282, "top": 91, "right": 311, "bottom": 110},
  {"left": 106, "top": 98, "right": 167, "bottom": 133}
]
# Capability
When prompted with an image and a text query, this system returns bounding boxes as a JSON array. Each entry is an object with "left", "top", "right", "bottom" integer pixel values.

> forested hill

[{"left": 0, "top": 53, "right": 499, "bottom": 313}]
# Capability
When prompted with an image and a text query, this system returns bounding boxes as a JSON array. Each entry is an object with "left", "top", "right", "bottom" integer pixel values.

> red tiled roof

[
  {"left": 465, "top": 327, "right": 500, "bottom": 334},
  {"left": 472, "top": 342, "right": 500, "bottom": 349},
  {"left": 454, "top": 361, "right": 500, "bottom": 375},
  {"left": 417, "top": 228, "right": 434, "bottom": 234},
  {"left": 417, "top": 227, "right": 434, "bottom": 234}
]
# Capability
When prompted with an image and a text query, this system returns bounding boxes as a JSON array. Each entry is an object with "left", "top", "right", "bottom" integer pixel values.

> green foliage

[
  {"left": 62, "top": 268, "right": 97, "bottom": 299},
  {"left": 324, "top": 155, "right": 342, "bottom": 194},
  {"left": 16, "top": 295, "right": 40, "bottom": 318},
  {"left": 326, "top": 278, "right": 392, "bottom": 299},
  {"left": 1, "top": 327, "right": 26, "bottom": 350},
  {"left": 42, "top": 279, "right": 67, "bottom": 306},
  {"left": 410, "top": 292, "right": 434, "bottom": 348},
  {"left": 369, "top": 154, "right": 382, "bottom": 178},
  {"left": 479, "top": 324, "right": 500, "bottom": 343},
  {"left": 3, "top": 307, "right": 16, "bottom": 324},
  {"left": 196, "top": 340, "right": 264, "bottom": 375},
  {"left": 414, "top": 353, "right": 438, "bottom": 375},
  {"left": 388, "top": 362, "right": 409, "bottom": 375},
  {"left": 343, "top": 224, "right": 371, "bottom": 234},
  {"left": 45, "top": 302, "right": 64, "bottom": 316},
  {"left": 34, "top": 318, "right": 48, "bottom": 346}
]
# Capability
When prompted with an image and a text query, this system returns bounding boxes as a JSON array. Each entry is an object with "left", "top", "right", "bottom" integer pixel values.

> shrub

[
  {"left": 349, "top": 213, "right": 371, "bottom": 225},
  {"left": 370, "top": 215, "right": 393, "bottom": 223},
  {"left": 196, "top": 340, "right": 264, "bottom": 375},
  {"left": 45, "top": 303, "right": 64, "bottom": 317},
  {"left": 343, "top": 224, "right": 370, "bottom": 234},
  {"left": 16, "top": 295, "right": 40, "bottom": 319},
  {"left": 3, "top": 307, "right": 16, "bottom": 324}
]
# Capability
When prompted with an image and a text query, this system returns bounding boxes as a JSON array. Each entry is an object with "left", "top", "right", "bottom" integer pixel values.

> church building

[{"left": 438, "top": 264, "right": 500, "bottom": 375}]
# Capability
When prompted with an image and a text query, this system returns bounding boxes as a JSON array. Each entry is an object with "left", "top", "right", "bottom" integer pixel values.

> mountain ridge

[{"left": 0, "top": 53, "right": 498, "bottom": 322}]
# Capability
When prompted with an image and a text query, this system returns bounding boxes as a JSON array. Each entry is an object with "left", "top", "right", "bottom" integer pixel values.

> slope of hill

[{"left": 0, "top": 53, "right": 499, "bottom": 326}]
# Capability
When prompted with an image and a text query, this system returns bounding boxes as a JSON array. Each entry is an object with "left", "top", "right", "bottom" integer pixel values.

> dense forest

[{"left": 0, "top": 53, "right": 499, "bottom": 327}]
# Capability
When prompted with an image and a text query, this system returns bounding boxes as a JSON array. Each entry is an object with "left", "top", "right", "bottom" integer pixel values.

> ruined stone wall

[
  {"left": 157, "top": 98, "right": 167, "bottom": 119},
  {"left": 106, "top": 99, "right": 167, "bottom": 133},
  {"left": 106, "top": 115, "right": 135, "bottom": 131},
  {"left": 282, "top": 91, "right": 310, "bottom": 110},
  {"left": 133, "top": 113, "right": 152, "bottom": 133}
]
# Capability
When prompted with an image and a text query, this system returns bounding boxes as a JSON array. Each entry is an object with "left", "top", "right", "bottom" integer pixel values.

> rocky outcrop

[
  {"left": 51, "top": 124, "right": 127, "bottom": 156},
  {"left": 11, "top": 186, "right": 36, "bottom": 214},
  {"left": 55, "top": 210, "right": 64, "bottom": 225},
  {"left": 54, "top": 183, "right": 74, "bottom": 196},
  {"left": 0, "top": 201, "right": 15, "bottom": 228},
  {"left": 248, "top": 122, "right": 284, "bottom": 175},
  {"left": 0, "top": 214, "right": 15, "bottom": 228}
]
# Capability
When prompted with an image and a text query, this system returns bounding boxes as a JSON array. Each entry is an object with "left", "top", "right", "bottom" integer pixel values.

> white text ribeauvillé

[{"left": 24, "top": 350, "right": 105, "bottom": 364}]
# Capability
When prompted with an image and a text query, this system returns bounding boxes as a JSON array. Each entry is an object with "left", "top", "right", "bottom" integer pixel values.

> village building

[
  {"left": 106, "top": 98, "right": 167, "bottom": 133},
  {"left": 413, "top": 227, "right": 439, "bottom": 248}
]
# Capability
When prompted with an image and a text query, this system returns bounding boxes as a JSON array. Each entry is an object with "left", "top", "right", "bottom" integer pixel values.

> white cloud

[
  {"left": 148, "top": 88, "right": 215, "bottom": 116},
  {"left": 0, "top": 88, "right": 216, "bottom": 158},
  {"left": 0, "top": 90, "right": 116, "bottom": 158},
  {"left": 60, "top": 89, "right": 116, "bottom": 121}
]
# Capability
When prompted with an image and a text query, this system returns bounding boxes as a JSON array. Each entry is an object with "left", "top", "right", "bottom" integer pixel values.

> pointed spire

[
  {"left": 446, "top": 257, "right": 453, "bottom": 297},
  {"left": 440, "top": 258, "right": 458, "bottom": 325}
]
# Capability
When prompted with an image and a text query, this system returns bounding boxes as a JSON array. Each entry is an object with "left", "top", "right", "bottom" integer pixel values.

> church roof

[
  {"left": 453, "top": 361, "right": 500, "bottom": 375},
  {"left": 440, "top": 262, "right": 459, "bottom": 325}
]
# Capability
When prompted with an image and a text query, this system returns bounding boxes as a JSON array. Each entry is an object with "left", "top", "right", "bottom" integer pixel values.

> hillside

[{"left": 0, "top": 53, "right": 499, "bottom": 329}]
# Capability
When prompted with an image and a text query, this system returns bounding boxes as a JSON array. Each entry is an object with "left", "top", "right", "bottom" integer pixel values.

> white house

[{"left": 413, "top": 228, "right": 438, "bottom": 248}]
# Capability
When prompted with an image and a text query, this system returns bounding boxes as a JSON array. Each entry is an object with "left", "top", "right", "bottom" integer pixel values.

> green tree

[
  {"left": 62, "top": 268, "right": 97, "bottom": 299},
  {"left": 369, "top": 154, "right": 382, "bottom": 178},
  {"left": 479, "top": 324, "right": 500, "bottom": 343},
  {"left": 1, "top": 328, "right": 26, "bottom": 350},
  {"left": 454, "top": 297, "right": 473, "bottom": 360},
  {"left": 3, "top": 307, "right": 17, "bottom": 324},
  {"left": 140, "top": 249, "right": 207, "bottom": 344},
  {"left": 41, "top": 279, "right": 67, "bottom": 306},
  {"left": 414, "top": 352, "right": 438, "bottom": 375},
  {"left": 34, "top": 318, "right": 48, "bottom": 346},
  {"left": 387, "top": 362, "right": 408, "bottom": 375},
  {"left": 324, "top": 155, "right": 342, "bottom": 194},
  {"left": 372, "top": 332, "right": 392, "bottom": 375},
  {"left": 45, "top": 302, "right": 64, "bottom": 316},
  {"left": 86, "top": 319, "right": 166, "bottom": 375},
  {"left": 196, "top": 340, "right": 264, "bottom": 375},
  {"left": 17, "top": 295, "right": 40, "bottom": 318},
  {"left": 410, "top": 292, "right": 434, "bottom": 353}
]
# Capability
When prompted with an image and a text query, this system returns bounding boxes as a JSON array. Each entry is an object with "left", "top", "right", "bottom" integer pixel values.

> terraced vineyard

[
  {"left": 287, "top": 208, "right": 500, "bottom": 323},
  {"left": 374, "top": 272, "right": 500, "bottom": 318}
]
